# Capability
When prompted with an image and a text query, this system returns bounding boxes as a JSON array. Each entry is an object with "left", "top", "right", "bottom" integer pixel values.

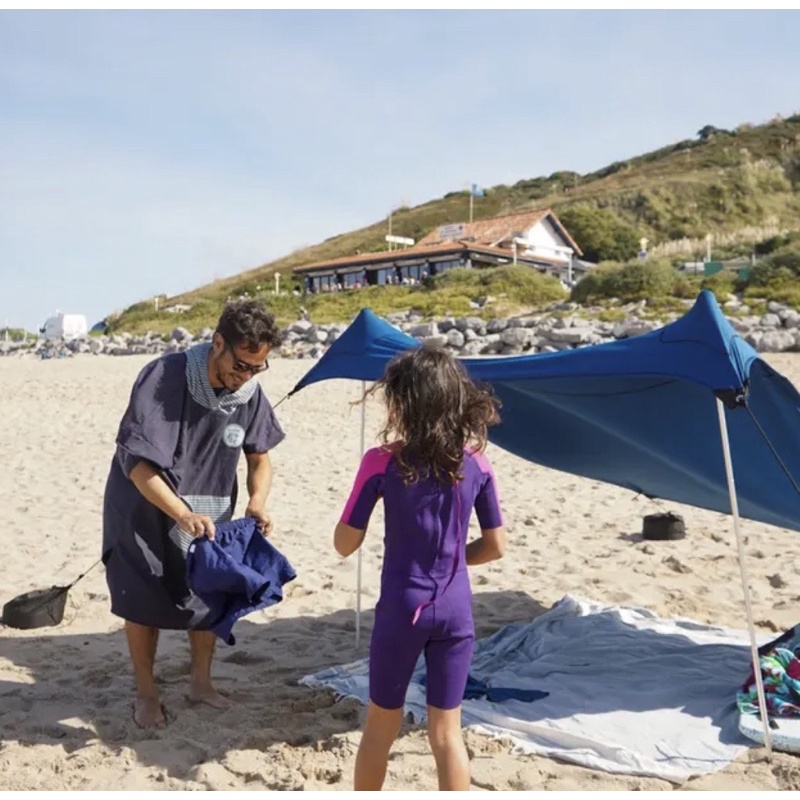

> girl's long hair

[{"left": 370, "top": 344, "right": 501, "bottom": 485}]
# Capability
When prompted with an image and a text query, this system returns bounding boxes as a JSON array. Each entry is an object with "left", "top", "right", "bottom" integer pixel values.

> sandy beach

[{"left": 2, "top": 351, "right": 800, "bottom": 791}]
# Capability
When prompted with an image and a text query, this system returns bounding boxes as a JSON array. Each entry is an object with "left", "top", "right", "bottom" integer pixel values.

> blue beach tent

[{"left": 290, "top": 290, "right": 800, "bottom": 535}]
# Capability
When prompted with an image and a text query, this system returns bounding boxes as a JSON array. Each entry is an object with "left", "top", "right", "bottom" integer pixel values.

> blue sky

[{"left": 2, "top": 10, "right": 799, "bottom": 330}]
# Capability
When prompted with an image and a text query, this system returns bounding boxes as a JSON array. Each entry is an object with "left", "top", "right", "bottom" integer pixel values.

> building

[{"left": 292, "top": 208, "right": 591, "bottom": 293}]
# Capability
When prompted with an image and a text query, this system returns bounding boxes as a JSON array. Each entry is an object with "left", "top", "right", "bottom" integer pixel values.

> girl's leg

[
  {"left": 424, "top": 631, "right": 474, "bottom": 790},
  {"left": 427, "top": 704, "right": 470, "bottom": 790},
  {"left": 354, "top": 701, "right": 404, "bottom": 790},
  {"left": 361, "top": 600, "right": 427, "bottom": 790}
]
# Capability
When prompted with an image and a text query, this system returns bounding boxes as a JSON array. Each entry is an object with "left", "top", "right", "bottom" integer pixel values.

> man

[{"left": 102, "top": 298, "right": 285, "bottom": 729}]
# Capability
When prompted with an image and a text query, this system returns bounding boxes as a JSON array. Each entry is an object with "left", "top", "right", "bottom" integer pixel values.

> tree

[
  {"left": 697, "top": 124, "right": 730, "bottom": 141},
  {"left": 557, "top": 205, "right": 641, "bottom": 263}
]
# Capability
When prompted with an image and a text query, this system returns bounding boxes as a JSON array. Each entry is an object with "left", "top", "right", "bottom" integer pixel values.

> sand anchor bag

[
  {"left": 1, "top": 558, "right": 102, "bottom": 630},
  {"left": 642, "top": 511, "right": 686, "bottom": 541}
]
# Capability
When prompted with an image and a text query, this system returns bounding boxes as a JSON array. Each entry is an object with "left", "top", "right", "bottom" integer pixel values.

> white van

[{"left": 40, "top": 312, "right": 89, "bottom": 341}]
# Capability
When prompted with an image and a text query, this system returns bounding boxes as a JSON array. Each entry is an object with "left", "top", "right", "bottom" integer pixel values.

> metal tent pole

[
  {"left": 716, "top": 397, "right": 772, "bottom": 756},
  {"left": 356, "top": 380, "right": 366, "bottom": 647}
]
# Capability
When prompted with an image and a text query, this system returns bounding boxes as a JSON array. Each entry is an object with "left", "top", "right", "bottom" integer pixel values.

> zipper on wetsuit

[{"left": 412, "top": 482, "right": 462, "bottom": 626}]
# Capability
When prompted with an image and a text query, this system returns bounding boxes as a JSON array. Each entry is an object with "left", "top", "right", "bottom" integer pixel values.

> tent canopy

[{"left": 290, "top": 291, "right": 800, "bottom": 533}]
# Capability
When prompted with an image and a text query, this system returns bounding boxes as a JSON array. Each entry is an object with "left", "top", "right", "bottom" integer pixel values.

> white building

[{"left": 294, "top": 207, "right": 592, "bottom": 292}]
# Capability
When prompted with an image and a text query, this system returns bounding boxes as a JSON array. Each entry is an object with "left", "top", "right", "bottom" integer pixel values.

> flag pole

[{"left": 716, "top": 397, "right": 772, "bottom": 756}]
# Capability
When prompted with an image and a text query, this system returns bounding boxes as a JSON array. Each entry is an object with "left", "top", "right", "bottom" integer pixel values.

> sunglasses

[{"left": 225, "top": 343, "right": 269, "bottom": 376}]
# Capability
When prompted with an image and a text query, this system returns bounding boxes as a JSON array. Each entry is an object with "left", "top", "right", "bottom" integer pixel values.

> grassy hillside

[
  {"left": 109, "top": 112, "right": 800, "bottom": 334},
  {"left": 111, "top": 267, "right": 570, "bottom": 335}
]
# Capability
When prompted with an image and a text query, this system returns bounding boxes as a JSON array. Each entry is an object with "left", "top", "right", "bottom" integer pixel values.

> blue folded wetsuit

[{"left": 185, "top": 517, "right": 296, "bottom": 644}]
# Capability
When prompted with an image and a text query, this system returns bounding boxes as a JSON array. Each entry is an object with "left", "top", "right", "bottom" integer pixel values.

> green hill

[{"left": 110, "top": 112, "right": 800, "bottom": 335}]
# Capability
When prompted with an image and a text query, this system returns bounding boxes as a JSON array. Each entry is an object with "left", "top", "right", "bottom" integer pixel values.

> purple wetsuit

[{"left": 341, "top": 445, "right": 503, "bottom": 710}]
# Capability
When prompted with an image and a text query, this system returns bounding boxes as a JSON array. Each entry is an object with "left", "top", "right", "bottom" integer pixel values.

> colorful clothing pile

[{"left": 737, "top": 627, "right": 800, "bottom": 717}]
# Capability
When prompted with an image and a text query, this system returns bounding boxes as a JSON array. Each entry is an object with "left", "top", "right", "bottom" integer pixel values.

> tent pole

[
  {"left": 356, "top": 380, "right": 366, "bottom": 648},
  {"left": 716, "top": 398, "right": 772, "bottom": 756}
]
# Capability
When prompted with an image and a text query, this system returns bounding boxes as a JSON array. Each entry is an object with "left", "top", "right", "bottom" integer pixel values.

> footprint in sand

[
  {"left": 81, "top": 668, "right": 115, "bottom": 688},
  {"left": 313, "top": 766, "right": 344, "bottom": 785},
  {"left": 290, "top": 691, "right": 337, "bottom": 713}
]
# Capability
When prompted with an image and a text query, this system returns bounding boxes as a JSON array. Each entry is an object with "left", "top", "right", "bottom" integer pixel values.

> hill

[{"left": 110, "top": 112, "right": 800, "bottom": 335}]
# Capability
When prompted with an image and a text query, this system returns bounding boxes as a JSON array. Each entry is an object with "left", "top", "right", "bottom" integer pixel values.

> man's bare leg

[
  {"left": 188, "top": 630, "right": 231, "bottom": 709},
  {"left": 125, "top": 621, "right": 166, "bottom": 728}
]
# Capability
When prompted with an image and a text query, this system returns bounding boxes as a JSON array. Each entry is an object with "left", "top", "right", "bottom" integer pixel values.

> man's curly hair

[{"left": 215, "top": 298, "right": 283, "bottom": 351}]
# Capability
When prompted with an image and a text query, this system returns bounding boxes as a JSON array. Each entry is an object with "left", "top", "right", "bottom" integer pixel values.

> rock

[
  {"left": 170, "top": 327, "right": 192, "bottom": 343},
  {"left": 500, "top": 328, "right": 530, "bottom": 347},
  {"left": 481, "top": 336, "right": 504, "bottom": 354},
  {"left": 744, "top": 330, "right": 764, "bottom": 350},
  {"left": 760, "top": 330, "right": 795, "bottom": 352},
  {"left": 454, "top": 316, "right": 485, "bottom": 333},
  {"left": 289, "top": 320, "right": 313, "bottom": 335},
  {"left": 729, "top": 316, "right": 759, "bottom": 333},
  {"left": 446, "top": 329, "right": 465, "bottom": 348},
  {"left": 410, "top": 322, "right": 438, "bottom": 338},
  {"left": 460, "top": 340, "right": 484, "bottom": 356},
  {"left": 613, "top": 321, "right": 659, "bottom": 338},
  {"left": 545, "top": 328, "right": 598, "bottom": 345},
  {"left": 781, "top": 310, "right": 800, "bottom": 329},
  {"left": 486, "top": 318, "right": 508, "bottom": 334}
]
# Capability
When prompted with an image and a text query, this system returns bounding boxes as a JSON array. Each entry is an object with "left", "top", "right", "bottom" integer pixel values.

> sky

[{"left": 2, "top": 9, "right": 800, "bottom": 331}]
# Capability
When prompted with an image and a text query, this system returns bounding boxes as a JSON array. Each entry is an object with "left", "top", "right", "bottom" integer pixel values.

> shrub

[
  {"left": 749, "top": 245, "right": 800, "bottom": 286},
  {"left": 570, "top": 258, "right": 678, "bottom": 303},
  {"left": 701, "top": 270, "right": 740, "bottom": 300}
]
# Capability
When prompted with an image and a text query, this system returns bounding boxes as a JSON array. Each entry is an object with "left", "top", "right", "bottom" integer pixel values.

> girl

[{"left": 334, "top": 345, "right": 507, "bottom": 791}]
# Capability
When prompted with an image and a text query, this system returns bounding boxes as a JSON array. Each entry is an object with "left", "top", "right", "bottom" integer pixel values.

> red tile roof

[{"left": 416, "top": 207, "right": 582, "bottom": 255}]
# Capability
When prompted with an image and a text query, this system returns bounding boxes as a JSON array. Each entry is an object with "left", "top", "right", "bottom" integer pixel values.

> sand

[{"left": 1, "top": 351, "right": 800, "bottom": 790}]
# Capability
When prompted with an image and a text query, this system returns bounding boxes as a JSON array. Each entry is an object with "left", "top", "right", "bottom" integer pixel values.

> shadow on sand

[{"left": 0, "top": 589, "right": 547, "bottom": 788}]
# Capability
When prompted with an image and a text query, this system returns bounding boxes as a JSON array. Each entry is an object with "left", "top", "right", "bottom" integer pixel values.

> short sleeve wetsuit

[{"left": 340, "top": 444, "right": 503, "bottom": 710}]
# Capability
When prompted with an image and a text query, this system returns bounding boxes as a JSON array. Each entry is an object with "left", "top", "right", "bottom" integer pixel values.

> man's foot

[
  {"left": 188, "top": 682, "right": 232, "bottom": 710},
  {"left": 133, "top": 696, "right": 167, "bottom": 729}
]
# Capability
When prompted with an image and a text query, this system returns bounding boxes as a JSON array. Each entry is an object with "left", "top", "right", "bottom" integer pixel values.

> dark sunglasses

[{"left": 225, "top": 343, "right": 269, "bottom": 376}]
